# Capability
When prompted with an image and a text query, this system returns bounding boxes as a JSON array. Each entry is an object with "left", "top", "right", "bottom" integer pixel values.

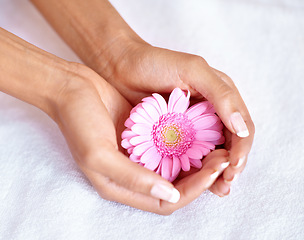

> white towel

[{"left": 0, "top": 0, "right": 303, "bottom": 239}]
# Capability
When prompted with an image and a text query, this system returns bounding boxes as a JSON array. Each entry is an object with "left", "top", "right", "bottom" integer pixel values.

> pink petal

[
  {"left": 127, "top": 147, "right": 134, "bottom": 155},
  {"left": 131, "top": 123, "right": 152, "bottom": 135},
  {"left": 168, "top": 88, "right": 184, "bottom": 112},
  {"left": 186, "top": 102, "right": 211, "bottom": 120},
  {"left": 130, "top": 103, "right": 142, "bottom": 114},
  {"left": 142, "top": 96, "right": 162, "bottom": 116},
  {"left": 193, "top": 140, "right": 215, "bottom": 150},
  {"left": 152, "top": 93, "right": 168, "bottom": 115},
  {"left": 193, "top": 115, "right": 219, "bottom": 130},
  {"left": 186, "top": 147, "right": 203, "bottom": 159},
  {"left": 140, "top": 146, "right": 161, "bottom": 164},
  {"left": 129, "top": 135, "right": 152, "bottom": 146},
  {"left": 155, "top": 162, "right": 162, "bottom": 174},
  {"left": 190, "top": 158, "right": 202, "bottom": 168},
  {"left": 172, "top": 90, "right": 190, "bottom": 113},
  {"left": 121, "top": 139, "right": 132, "bottom": 149},
  {"left": 201, "top": 147, "right": 211, "bottom": 156},
  {"left": 130, "top": 154, "right": 141, "bottom": 163},
  {"left": 121, "top": 130, "right": 137, "bottom": 140},
  {"left": 142, "top": 102, "right": 161, "bottom": 123},
  {"left": 195, "top": 130, "right": 222, "bottom": 142},
  {"left": 208, "top": 120, "right": 224, "bottom": 131},
  {"left": 180, "top": 154, "right": 190, "bottom": 171},
  {"left": 133, "top": 141, "right": 154, "bottom": 156},
  {"left": 191, "top": 144, "right": 212, "bottom": 156},
  {"left": 130, "top": 112, "right": 151, "bottom": 125},
  {"left": 172, "top": 156, "right": 181, "bottom": 179},
  {"left": 136, "top": 107, "right": 154, "bottom": 124},
  {"left": 145, "top": 157, "right": 161, "bottom": 171},
  {"left": 124, "top": 118, "right": 135, "bottom": 128},
  {"left": 212, "top": 135, "right": 225, "bottom": 145},
  {"left": 161, "top": 156, "right": 173, "bottom": 181}
]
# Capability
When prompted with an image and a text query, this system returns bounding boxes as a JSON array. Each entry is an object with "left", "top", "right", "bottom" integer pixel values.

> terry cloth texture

[{"left": 0, "top": 0, "right": 303, "bottom": 239}]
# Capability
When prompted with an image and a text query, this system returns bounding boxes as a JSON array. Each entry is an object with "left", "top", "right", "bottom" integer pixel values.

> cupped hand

[
  {"left": 52, "top": 64, "right": 228, "bottom": 214},
  {"left": 98, "top": 43, "right": 255, "bottom": 197}
]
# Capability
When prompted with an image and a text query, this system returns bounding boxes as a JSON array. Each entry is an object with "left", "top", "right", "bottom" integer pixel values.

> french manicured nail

[
  {"left": 235, "top": 156, "right": 246, "bottom": 168},
  {"left": 221, "top": 162, "right": 230, "bottom": 169},
  {"left": 210, "top": 162, "right": 229, "bottom": 180},
  {"left": 151, "top": 184, "right": 180, "bottom": 203},
  {"left": 230, "top": 112, "right": 249, "bottom": 138},
  {"left": 207, "top": 162, "right": 230, "bottom": 186}
]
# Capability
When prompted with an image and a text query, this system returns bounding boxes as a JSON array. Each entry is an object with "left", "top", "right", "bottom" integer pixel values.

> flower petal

[
  {"left": 190, "top": 158, "right": 202, "bottom": 168},
  {"left": 121, "top": 130, "right": 137, "bottom": 140},
  {"left": 193, "top": 115, "right": 219, "bottom": 130},
  {"left": 195, "top": 130, "right": 222, "bottom": 142},
  {"left": 180, "top": 154, "right": 190, "bottom": 171},
  {"left": 145, "top": 156, "right": 161, "bottom": 171},
  {"left": 161, "top": 156, "right": 173, "bottom": 181},
  {"left": 186, "top": 102, "right": 212, "bottom": 120},
  {"left": 142, "top": 102, "right": 161, "bottom": 123},
  {"left": 143, "top": 96, "right": 162, "bottom": 116},
  {"left": 172, "top": 156, "right": 181, "bottom": 179},
  {"left": 133, "top": 141, "right": 154, "bottom": 156},
  {"left": 212, "top": 135, "right": 225, "bottom": 145},
  {"left": 121, "top": 139, "right": 132, "bottom": 149},
  {"left": 172, "top": 90, "right": 190, "bottom": 113},
  {"left": 131, "top": 123, "right": 152, "bottom": 135},
  {"left": 208, "top": 119, "right": 224, "bottom": 131},
  {"left": 168, "top": 88, "right": 184, "bottom": 112},
  {"left": 130, "top": 154, "right": 141, "bottom": 162},
  {"left": 127, "top": 147, "right": 134, "bottom": 155},
  {"left": 155, "top": 162, "right": 162, "bottom": 174},
  {"left": 124, "top": 118, "right": 135, "bottom": 128},
  {"left": 193, "top": 140, "right": 215, "bottom": 150},
  {"left": 152, "top": 93, "right": 168, "bottom": 115},
  {"left": 130, "top": 112, "right": 151, "bottom": 125},
  {"left": 140, "top": 146, "right": 161, "bottom": 164},
  {"left": 129, "top": 135, "right": 152, "bottom": 146},
  {"left": 191, "top": 144, "right": 212, "bottom": 156},
  {"left": 186, "top": 147, "right": 203, "bottom": 159},
  {"left": 136, "top": 107, "right": 154, "bottom": 124}
]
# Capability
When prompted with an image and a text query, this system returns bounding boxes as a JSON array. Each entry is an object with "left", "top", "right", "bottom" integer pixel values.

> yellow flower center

[{"left": 165, "top": 129, "right": 178, "bottom": 142}]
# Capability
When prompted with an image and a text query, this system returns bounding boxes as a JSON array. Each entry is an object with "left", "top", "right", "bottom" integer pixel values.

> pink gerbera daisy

[{"left": 121, "top": 88, "right": 225, "bottom": 182}]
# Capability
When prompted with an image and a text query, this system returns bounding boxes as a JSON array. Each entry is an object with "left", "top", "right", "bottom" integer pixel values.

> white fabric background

[{"left": 1, "top": 0, "right": 304, "bottom": 239}]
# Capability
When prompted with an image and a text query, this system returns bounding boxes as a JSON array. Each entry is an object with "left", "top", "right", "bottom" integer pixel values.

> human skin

[
  {"left": 0, "top": 27, "right": 232, "bottom": 214},
  {"left": 31, "top": 0, "right": 255, "bottom": 197}
]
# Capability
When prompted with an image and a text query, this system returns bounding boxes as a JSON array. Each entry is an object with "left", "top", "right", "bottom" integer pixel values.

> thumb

[{"left": 84, "top": 146, "right": 181, "bottom": 203}]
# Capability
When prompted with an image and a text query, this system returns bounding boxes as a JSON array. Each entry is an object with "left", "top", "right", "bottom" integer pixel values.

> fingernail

[
  {"left": 224, "top": 174, "right": 239, "bottom": 184},
  {"left": 235, "top": 156, "right": 246, "bottom": 168},
  {"left": 230, "top": 112, "right": 249, "bottom": 138},
  {"left": 221, "top": 162, "right": 230, "bottom": 169},
  {"left": 150, "top": 184, "right": 180, "bottom": 203}
]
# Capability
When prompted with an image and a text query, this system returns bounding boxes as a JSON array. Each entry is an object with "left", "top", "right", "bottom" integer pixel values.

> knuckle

[
  {"left": 190, "top": 55, "right": 209, "bottom": 68},
  {"left": 217, "top": 84, "right": 235, "bottom": 104},
  {"left": 120, "top": 173, "right": 140, "bottom": 191}
]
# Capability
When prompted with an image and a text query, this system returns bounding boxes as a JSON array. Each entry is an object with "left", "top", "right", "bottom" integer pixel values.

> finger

[
  {"left": 202, "top": 149, "right": 229, "bottom": 167},
  {"left": 160, "top": 153, "right": 230, "bottom": 213},
  {"left": 209, "top": 176, "right": 231, "bottom": 197},
  {"left": 86, "top": 147, "right": 181, "bottom": 204},
  {"left": 210, "top": 68, "right": 255, "bottom": 168},
  {"left": 180, "top": 57, "right": 252, "bottom": 138},
  {"left": 223, "top": 155, "right": 247, "bottom": 182},
  {"left": 82, "top": 149, "right": 229, "bottom": 215}
]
